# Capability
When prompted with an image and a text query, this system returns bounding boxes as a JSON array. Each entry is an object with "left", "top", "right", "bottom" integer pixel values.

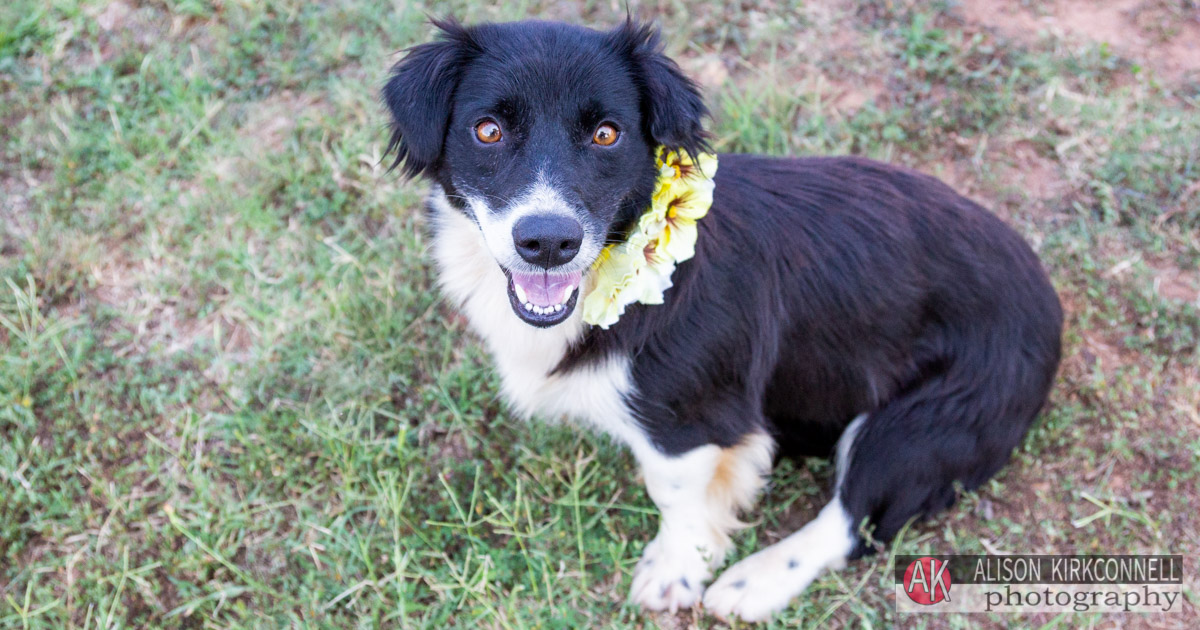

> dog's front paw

[
  {"left": 703, "top": 546, "right": 819, "bottom": 622},
  {"left": 628, "top": 535, "right": 716, "bottom": 613}
]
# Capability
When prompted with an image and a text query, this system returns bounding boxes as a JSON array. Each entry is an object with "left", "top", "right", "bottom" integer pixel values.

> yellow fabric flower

[
  {"left": 581, "top": 244, "right": 642, "bottom": 328},
  {"left": 581, "top": 147, "right": 718, "bottom": 329},
  {"left": 657, "top": 182, "right": 714, "bottom": 262}
]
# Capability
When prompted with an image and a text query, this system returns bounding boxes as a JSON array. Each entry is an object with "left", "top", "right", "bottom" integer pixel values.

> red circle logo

[{"left": 903, "top": 557, "right": 952, "bottom": 605}]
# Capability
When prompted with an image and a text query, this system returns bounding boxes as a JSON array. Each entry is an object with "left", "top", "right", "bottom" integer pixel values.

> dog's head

[{"left": 383, "top": 18, "right": 708, "bottom": 327}]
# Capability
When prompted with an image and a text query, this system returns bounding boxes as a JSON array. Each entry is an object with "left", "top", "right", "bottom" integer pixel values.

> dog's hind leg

[
  {"left": 628, "top": 432, "right": 774, "bottom": 612},
  {"left": 706, "top": 361, "right": 1051, "bottom": 621},
  {"left": 835, "top": 365, "right": 1051, "bottom": 553}
]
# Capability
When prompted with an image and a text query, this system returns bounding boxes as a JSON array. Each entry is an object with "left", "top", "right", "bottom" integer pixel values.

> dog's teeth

[
  {"left": 520, "top": 294, "right": 569, "bottom": 317},
  {"left": 564, "top": 284, "right": 575, "bottom": 300},
  {"left": 513, "top": 283, "right": 528, "bottom": 304}
]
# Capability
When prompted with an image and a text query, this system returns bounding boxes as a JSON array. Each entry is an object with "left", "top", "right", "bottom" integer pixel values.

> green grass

[{"left": 2, "top": 0, "right": 1198, "bottom": 628}]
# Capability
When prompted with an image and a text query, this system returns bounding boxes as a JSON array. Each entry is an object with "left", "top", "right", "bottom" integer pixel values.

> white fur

[
  {"left": 459, "top": 174, "right": 602, "bottom": 278},
  {"left": 427, "top": 187, "right": 652, "bottom": 454},
  {"left": 630, "top": 433, "right": 775, "bottom": 612},
  {"left": 631, "top": 445, "right": 725, "bottom": 611},
  {"left": 703, "top": 498, "right": 857, "bottom": 621},
  {"left": 835, "top": 413, "right": 867, "bottom": 492},
  {"left": 702, "top": 416, "right": 867, "bottom": 622}
]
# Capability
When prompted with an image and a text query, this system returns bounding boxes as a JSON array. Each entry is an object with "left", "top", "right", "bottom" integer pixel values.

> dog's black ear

[
  {"left": 608, "top": 19, "right": 710, "bottom": 157},
  {"left": 382, "top": 18, "right": 476, "bottom": 178}
]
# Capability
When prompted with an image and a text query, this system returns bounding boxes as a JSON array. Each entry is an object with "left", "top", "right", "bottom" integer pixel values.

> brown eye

[
  {"left": 592, "top": 123, "right": 619, "bottom": 146},
  {"left": 475, "top": 119, "right": 502, "bottom": 144}
]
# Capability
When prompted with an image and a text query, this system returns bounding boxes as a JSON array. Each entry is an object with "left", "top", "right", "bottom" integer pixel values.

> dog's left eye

[
  {"left": 592, "top": 124, "right": 619, "bottom": 146},
  {"left": 475, "top": 119, "right": 503, "bottom": 144}
]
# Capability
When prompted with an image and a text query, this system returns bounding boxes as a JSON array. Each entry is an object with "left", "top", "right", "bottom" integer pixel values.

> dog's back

[
  {"left": 562, "top": 153, "right": 1061, "bottom": 467},
  {"left": 730, "top": 155, "right": 1062, "bottom": 538}
]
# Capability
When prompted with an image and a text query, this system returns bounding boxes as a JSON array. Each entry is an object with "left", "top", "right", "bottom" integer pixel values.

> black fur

[
  {"left": 561, "top": 154, "right": 1062, "bottom": 555},
  {"left": 383, "top": 19, "right": 1062, "bottom": 560},
  {"left": 605, "top": 20, "right": 710, "bottom": 159},
  {"left": 383, "top": 18, "right": 479, "bottom": 178}
]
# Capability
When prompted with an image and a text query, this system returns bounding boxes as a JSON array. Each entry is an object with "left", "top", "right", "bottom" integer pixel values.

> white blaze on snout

[
  {"left": 426, "top": 185, "right": 652, "bottom": 456},
  {"left": 462, "top": 174, "right": 599, "bottom": 275}
]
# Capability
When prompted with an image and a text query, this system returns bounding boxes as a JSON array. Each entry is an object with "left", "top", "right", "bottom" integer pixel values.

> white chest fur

[{"left": 426, "top": 189, "right": 652, "bottom": 455}]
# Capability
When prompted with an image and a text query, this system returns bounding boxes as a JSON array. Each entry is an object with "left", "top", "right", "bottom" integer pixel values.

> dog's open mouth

[{"left": 504, "top": 269, "right": 582, "bottom": 327}]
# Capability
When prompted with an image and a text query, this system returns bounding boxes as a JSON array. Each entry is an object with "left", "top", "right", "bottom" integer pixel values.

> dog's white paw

[
  {"left": 703, "top": 545, "right": 820, "bottom": 622},
  {"left": 705, "top": 500, "right": 856, "bottom": 622},
  {"left": 629, "top": 535, "right": 716, "bottom": 612}
]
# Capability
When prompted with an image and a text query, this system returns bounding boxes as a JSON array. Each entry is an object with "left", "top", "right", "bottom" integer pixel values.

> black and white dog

[{"left": 382, "top": 18, "right": 1062, "bottom": 621}]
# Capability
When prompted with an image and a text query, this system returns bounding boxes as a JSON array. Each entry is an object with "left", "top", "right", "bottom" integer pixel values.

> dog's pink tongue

[{"left": 511, "top": 270, "right": 582, "bottom": 307}]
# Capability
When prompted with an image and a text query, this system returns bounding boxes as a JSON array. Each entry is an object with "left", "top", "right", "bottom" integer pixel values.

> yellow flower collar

[{"left": 581, "top": 147, "right": 718, "bottom": 329}]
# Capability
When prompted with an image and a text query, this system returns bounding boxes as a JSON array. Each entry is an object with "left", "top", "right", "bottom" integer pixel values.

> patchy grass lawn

[{"left": 1, "top": 0, "right": 1198, "bottom": 628}]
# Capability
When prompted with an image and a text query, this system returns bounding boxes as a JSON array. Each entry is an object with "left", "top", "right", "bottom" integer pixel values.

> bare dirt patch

[
  {"left": 1006, "top": 140, "right": 1067, "bottom": 202},
  {"left": 92, "top": 0, "right": 133, "bottom": 32},
  {"left": 670, "top": 0, "right": 889, "bottom": 116},
  {"left": 923, "top": 156, "right": 987, "bottom": 202},
  {"left": 1148, "top": 259, "right": 1200, "bottom": 305},
  {"left": 209, "top": 90, "right": 329, "bottom": 194},
  {"left": 959, "top": 0, "right": 1200, "bottom": 82},
  {"left": 241, "top": 91, "right": 327, "bottom": 158},
  {"left": 829, "top": 74, "right": 886, "bottom": 112},
  {"left": 979, "top": 139, "right": 1074, "bottom": 221},
  {"left": 681, "top": 53, "right": 730, "bottom": 90},
  {"left": 804, "top": 0, "right": 889, "bottom": 114},
  {"left": 72, "top": 0, "right": 174, "bottom": 70},
  {"left": 0, "top": 168, "right": 46, "bottom": 254},
  {"left": 86, "top": 243, "right": 255, "bottom": 385}
]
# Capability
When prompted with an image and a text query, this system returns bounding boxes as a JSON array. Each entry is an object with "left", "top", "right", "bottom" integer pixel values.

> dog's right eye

[
  {"left": 592, "top": 123, "right": 619, "bottom": 146},
  {"left": 475, "top": 120, "right": 502, "bottom": 144}
]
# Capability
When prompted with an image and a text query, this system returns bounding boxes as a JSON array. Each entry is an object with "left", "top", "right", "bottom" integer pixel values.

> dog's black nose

[{"left": 512, "top": 215, "right": 583, "bottom": 268}]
